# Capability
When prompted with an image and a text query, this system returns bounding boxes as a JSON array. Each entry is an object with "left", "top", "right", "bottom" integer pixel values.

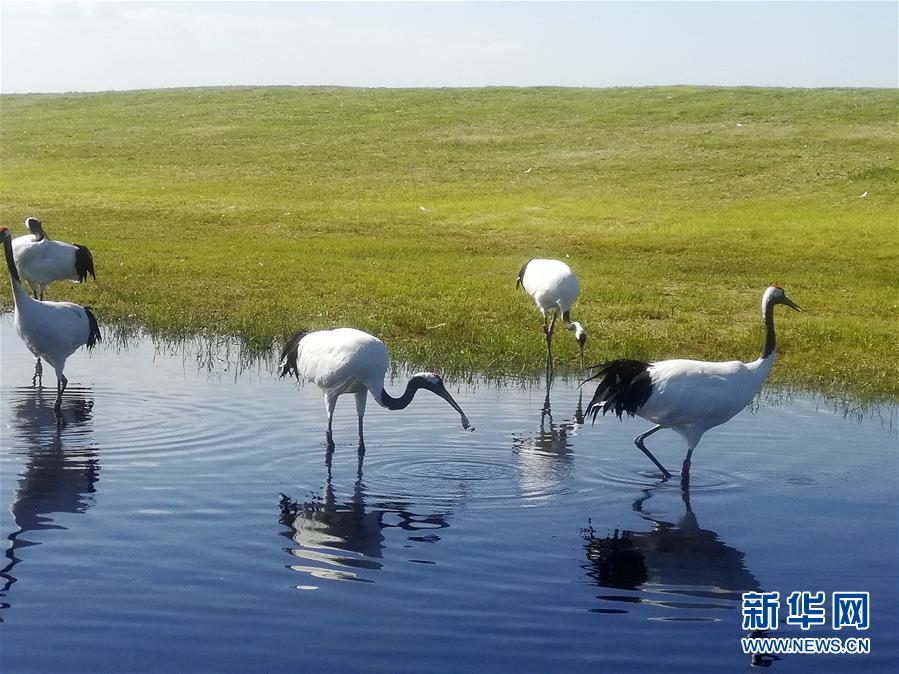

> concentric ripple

[{"left": 84, "top": 383, "right": 286, "bottom": 464}]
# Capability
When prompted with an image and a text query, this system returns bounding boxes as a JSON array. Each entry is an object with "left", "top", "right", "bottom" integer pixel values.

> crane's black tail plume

[
  {"left": 74, "top": 244, "right": 96, "bottom": 283},
  {"left": 582, "top": 359, "right": 653, "bottom": 423},
  {"left": 84, "top": 307, "right": 102, "bottom": 350},
  {"left": 278, "top": 330, "right": 307, "bottom": 379}
]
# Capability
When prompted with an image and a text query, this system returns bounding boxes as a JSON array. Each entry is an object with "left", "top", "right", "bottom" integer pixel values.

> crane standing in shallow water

[
  {"left": 279, "top": 328, "right": 472, "bottom": 449},
  {"left": 12, "top": 217, "right": 96, "bottom": 301},
  {"left": 517, "top": 258, "right": 587, "bottom": 370},
  {"left": 584, "top": 285, "right": 800, "bottom": 480},
  {"left": 1, "top": 226, "right": 101, "bottom": 413}
]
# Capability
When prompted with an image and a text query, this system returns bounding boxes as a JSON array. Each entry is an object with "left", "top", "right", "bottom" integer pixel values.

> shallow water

[{"left": 1, "top": 315, "right": 896, "bottom": 673}]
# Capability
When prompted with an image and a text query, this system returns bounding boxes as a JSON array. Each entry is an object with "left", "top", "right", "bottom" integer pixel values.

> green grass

[{"left": 1, "top": 86, "right": 896, "bottom": 399}]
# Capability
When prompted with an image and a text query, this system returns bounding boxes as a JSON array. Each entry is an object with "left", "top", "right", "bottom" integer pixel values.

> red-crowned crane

[
  {"left": 517, "top": 258, "right": 587, "bottom": 370},
  {"left": 279, "top": 328, "right": 472, "bottom": 448},
  {"left": 584, "top": 285, "right": 800, "bottom": 480},
  {"left": 12, "top": 217, "right": 96, "bottom": 300},
  {"left": 1, "top": 226, "right": 101, "bottom": 413}
]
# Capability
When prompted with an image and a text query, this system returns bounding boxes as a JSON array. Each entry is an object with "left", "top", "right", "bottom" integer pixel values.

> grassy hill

[{"left": 1, "top": 86, "right": 896, "bottom": 398}]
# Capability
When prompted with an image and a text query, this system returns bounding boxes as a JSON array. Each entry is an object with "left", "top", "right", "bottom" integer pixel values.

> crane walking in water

[
  {"left": 1, "top": 226, "right": 101, "bottom": 414},
  {"left": 279, "top": 328, "right": 472, "bottom": 449},
  {"left": 12, "top": 217, "right": 96, "bottom": 300},
  {"left": 517, "top": 258, "right": 587, "bottom": 370},
  {"left": 584, "top": 285, "right": 800, "bottom": 480}
]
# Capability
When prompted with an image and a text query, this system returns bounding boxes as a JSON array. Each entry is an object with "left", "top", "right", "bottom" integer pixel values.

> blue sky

[{"left": 1, "top": 1, "right": 896, "bottom": 93}]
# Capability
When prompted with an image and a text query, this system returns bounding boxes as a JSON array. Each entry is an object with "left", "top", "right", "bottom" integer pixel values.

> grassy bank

[{"left": 1, "top": 86, "right": 896, "bottom": 399}]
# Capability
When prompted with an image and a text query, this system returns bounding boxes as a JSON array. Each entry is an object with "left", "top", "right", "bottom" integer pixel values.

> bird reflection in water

[
  {"left": 279, "top": 455, "right": 450, "bottom": 587},
  {"left": 582, "top": 481, "right": 761, "bottom": 615},
  {"left": 512, "top": 373, "right": 584, "bottom": 496},
  {"left": 0, "top": 388, "right": 98, "bottom": 618}
]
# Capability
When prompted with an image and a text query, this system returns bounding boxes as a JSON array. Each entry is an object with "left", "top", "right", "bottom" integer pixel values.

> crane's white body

[
  {"left": 280, "top": 327, "right": 470, "bottom": 446},
  {"left": 2, "top": 226, "right": 100, "bottom": 412},
  {"left": 13, "top": 285, "right": 95, "bottom": 375},
  {"left": 12, "top": 235, "right": 88, "bottom": 299},
  {"left": 518, "top": 258, "right": 586, "bottom": 366},
  {"left": 637, "top": 356, "right": 773, "bottom": 448},
  {"left": 586, "top": 285, "right": 799, "bottom": 478},
  {"left": 520, "top": 258, "right": 581, "bottom": 318},
  {"left": 292, "top": 328, "right": 392, "bottom": 411}
]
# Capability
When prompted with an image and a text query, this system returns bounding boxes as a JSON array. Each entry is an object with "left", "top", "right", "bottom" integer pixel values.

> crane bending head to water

[
  {"left": 279, "top": 328, "right": 472, "bottom": 448},
  {"left": 517, "top": 258, "right": 587, "bottom": 370}
]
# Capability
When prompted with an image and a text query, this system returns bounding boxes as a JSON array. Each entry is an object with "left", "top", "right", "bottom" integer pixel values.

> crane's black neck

[
  {"left": 380, "top": 377, "right": 428, "bottom": 410},
  {"left": 761, "top": 297, "right": 777, "bottom": 359},
  {"left": 2, "top": 236, "right": 21, "bottom": 284}
]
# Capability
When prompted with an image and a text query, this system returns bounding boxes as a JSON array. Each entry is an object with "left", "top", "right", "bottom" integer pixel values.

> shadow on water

[
  {"left": 582, "top": 480, "right": 761, "bottom": 619},
  {"left": 278, "top": 461, "right": 451, "bottom": 588},
  {"left": 0, "top": 387, "right": 98, "bottom": 620},
  {"left": 581, "top": 481, "right": 784, "bottom": 668},
  {"left": 512, "top": 372, "right": 584, "bottom": 499}
]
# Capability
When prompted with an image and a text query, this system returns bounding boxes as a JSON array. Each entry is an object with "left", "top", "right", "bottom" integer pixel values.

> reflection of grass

[{"left": 0, "top": 87, "right": 896, "bottom": 399}]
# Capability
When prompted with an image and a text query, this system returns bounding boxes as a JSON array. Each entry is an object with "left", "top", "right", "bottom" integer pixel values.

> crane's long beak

[
  {"left": 437, "top": 387, "right": 472, "bottom": 431},
  {"left": 783, "top": 296, "right": 801, "bottom": 312}
]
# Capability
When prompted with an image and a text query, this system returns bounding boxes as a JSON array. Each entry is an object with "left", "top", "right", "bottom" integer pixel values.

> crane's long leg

[
  {"left": 541, "top": 310, "right": 550, "bottom": 368},
  {"left": 680, "top": 443, "right": 698, "bottom": 490},
  {"left": 32, "top": 358, "right": 43, "bottom": 388},
  {"left": 634, "top": 425, "right": 671, "bottom": 478},
  {"left": 356, "top": 442, "right": 365, "bottom": 479},
  {"left": 53, "top": 373, "right": 68, "bottom": 414},
  {"left": 354, "top": 390, "right": 367, "bottom": 449},
  {"left": 325, "top": 444, "right": 334, "bottom": 479},
  {"left": 544, "top": 311, "right": 557, "bottom": 371},
  {"left": 324, "top": 393, "right": 338, "bottom": 448},
  {"left": 680, "top": 477, "right": 692, "bottom": 512}
]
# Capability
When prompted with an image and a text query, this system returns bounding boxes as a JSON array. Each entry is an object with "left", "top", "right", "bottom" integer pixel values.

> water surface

[{"left": 1, "top": 316, "right": 896, "bottom": 672}]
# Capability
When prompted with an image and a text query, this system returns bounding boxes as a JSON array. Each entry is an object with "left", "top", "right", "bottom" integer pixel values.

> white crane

[
  {"left": 584, "top": 285, "right": 800, "bottom": 479},
  {"left": 278, "top": 328, "right": 472, "bottom": 447},
  {"left": 12, "top": 217, "right": 96, "bottom": 300},
  {"left": 517, "top": 258, "right": 587, "bottom": 369},
  {"left": 1, "top": 226, "right": 101, "bottom": 413}
]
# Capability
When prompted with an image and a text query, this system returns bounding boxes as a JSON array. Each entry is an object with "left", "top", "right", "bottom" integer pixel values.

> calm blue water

[{"left": 1, "top": 315, "right": 896, "bottom": 673}]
